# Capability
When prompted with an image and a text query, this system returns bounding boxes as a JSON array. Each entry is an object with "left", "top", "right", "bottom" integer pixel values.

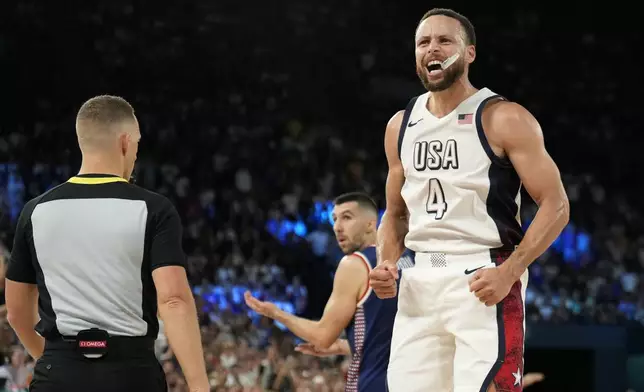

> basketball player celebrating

[
  {"left": 244, "top": 192, "right": 400, "bottom": 392},
  {"left": 369, "top": 8, "right": 569, "bottom": 392}
]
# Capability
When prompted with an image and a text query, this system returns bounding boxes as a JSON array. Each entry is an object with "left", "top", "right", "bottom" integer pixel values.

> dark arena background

[{"left": 0, "top": 2, "right": 642, "bottom": 392}]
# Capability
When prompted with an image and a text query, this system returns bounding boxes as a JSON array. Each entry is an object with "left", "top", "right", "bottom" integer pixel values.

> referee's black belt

[{"left": 45, "top": 330, "right": 155, "bottom": 359}]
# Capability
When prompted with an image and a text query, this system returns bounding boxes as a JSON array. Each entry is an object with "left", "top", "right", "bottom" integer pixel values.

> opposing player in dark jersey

[{"left": 244, "top": 192, "right": 399, "bottom": 392}]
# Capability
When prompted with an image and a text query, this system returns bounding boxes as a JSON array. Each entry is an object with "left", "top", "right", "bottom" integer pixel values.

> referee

[{"left": 4, "top": 95, "right": 210, "bottom": 392}]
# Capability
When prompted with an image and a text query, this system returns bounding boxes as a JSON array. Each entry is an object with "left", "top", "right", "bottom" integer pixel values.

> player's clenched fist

[
  {"left": 369, "top": 260, "right": 398, "bottom": 299},
  {"left": 468, "top": 264, "right": 516, "bottom": 306}
]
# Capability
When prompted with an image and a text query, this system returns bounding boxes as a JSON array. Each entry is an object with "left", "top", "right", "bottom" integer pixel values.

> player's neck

[
  {"left": 360, "top": 236, "right": 377, "bottom": 250},
  {"left": 427, "top": 78, "right": 477, "bottom": 118},
  {"left": 78, "top": 154, "right": 125, "bottom": 179}
]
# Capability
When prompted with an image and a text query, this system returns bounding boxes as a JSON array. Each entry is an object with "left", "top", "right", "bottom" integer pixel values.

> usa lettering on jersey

[
  {"left": 412, "top": 139, "right": 459, "bottom": 171},
  {"left": 411, "top": 139, "right": 460, "bottom": 220}
]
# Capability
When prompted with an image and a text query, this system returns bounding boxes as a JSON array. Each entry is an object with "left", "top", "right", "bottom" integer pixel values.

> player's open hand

[
  {"left": 522, "top": 372, "right": 545, "bottom": 388},
  {"left": 468, "top": 265, "right": 515, "bottom": 306},
  {"left": 244, "top": 291, "right": 278, "bottom": 319},
  {"left": 189, "top": 385, "right": 212, "bottom": 392},
  {"left": 295, "top": 340, "right": 346, "bottom": 357},
  {"left": 369, "top": 261, "right": 398, "bottom": 299}
]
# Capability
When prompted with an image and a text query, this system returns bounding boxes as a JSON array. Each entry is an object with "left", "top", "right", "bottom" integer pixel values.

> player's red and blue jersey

[{"left": 343, "top": 246, "right": 414, "bottom": 392}]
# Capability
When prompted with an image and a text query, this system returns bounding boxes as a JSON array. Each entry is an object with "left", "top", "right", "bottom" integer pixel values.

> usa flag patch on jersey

[{"left": 457, "top": 113, "right": 473, "bottom": 124}]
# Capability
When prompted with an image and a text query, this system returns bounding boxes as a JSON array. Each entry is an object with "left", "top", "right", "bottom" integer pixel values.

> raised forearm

[
  {"left": 505, "top": 196, "right": 569, "bottom": 278},
  {"left": 376, "top": 211, "right": 408, "bottom": 265},
  {"left": 273, "top": 310, "right": 337, "bottom": 348}
]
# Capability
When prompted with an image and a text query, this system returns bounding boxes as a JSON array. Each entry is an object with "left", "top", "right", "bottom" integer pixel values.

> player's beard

[
  {"left": 340, "top": 233, "right": 364, "bottom": 255},
  {"left": 416, "top": 56, "right": 465, "bottom": 92},
  {"left": 341, "top": 241, "right": 361, "bottom": 255}
]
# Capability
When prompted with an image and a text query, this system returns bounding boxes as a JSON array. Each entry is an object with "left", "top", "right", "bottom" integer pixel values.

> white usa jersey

[{"left": 398, "top": 88, "right": 524, "bottom": 255}]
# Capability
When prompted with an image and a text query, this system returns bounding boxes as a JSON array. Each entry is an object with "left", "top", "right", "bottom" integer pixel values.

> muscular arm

[
  {"left": 270, "top": 256, "right": 366, "bottom": 349},
  {"left": 5, "top": 201, "right": 44, "bottom": 359},
  {"left": 151, "top": 199, "right": 209, "bottom": 390},
  {"left": 5, "top": 280, "right": 42, "bottom": 358},
  {"left": 377, "top": 111, "right": 409, "bottom": 265},
  {"left": 486, "top": 102, "right": 570, "bottom": 279}
]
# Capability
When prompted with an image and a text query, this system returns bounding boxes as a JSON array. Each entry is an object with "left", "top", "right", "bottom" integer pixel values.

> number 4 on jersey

[{"left": 426, "top": 178, "right": 447, "bottom": 219}]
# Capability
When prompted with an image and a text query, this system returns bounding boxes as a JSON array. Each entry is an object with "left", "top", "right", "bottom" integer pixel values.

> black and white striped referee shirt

[{"left": 6, "top": 173, "right": 186, "bottom": 339}]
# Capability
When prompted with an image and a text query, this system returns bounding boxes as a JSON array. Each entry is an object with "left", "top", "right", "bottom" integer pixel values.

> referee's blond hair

[{"left": 75, "top": 95, "right": 137, "bottom": 150}]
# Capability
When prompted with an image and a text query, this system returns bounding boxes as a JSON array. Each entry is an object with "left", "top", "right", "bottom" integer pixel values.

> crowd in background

[{"left": 0, "top": 2, "right": 642, "bottom": 391}]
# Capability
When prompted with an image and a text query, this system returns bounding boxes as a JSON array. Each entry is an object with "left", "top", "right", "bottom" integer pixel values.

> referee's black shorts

[{"left": 29, "top": 336, "right": 166, "bottom": 392}]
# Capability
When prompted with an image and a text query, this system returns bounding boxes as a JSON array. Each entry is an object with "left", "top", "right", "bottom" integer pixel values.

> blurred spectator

[{"left": 0, "top": 346, "right": 33, "bottom": 391}]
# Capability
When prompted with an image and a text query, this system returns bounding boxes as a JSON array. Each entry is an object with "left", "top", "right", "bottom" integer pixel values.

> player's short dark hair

[
  {"left": 76, "top": 95, "right": 136, "bottom": 126},
  {"left": 419, "top": 8, "right": 476, "bottom": 46},
  {"left": 334, "top": 192, "right": 378, "bottom": 215}
]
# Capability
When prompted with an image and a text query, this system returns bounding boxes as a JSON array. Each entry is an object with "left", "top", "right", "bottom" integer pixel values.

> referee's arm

[
  {"left": 5, "top": 200, "right": 45, "bottom": 359},
  {"left": 151, "top": 198, "right": 209, "bottom": 391}
]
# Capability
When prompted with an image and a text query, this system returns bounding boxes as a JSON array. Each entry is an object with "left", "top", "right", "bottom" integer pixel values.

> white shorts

[{"left": 387, "top": 249, "right": 528, "bottom": 392}]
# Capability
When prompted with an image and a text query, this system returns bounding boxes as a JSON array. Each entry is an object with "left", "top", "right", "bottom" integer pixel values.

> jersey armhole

[
  {"left": 475, "top": 95, "right": 513, "bottom": 168},
  {"left": 397, "top": 96, "right": 419, "bottom": 161},
  {"left": 352, "top": 251, "right": 373, "bottom": 307}
]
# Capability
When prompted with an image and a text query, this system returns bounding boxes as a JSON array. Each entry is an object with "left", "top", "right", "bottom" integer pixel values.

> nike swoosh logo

[
  {"left": 408, "top": 118, "right": 423, "bottom": 127},
  {"left": 464, "top": 265, "right": 486, "bottom": 275}
]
